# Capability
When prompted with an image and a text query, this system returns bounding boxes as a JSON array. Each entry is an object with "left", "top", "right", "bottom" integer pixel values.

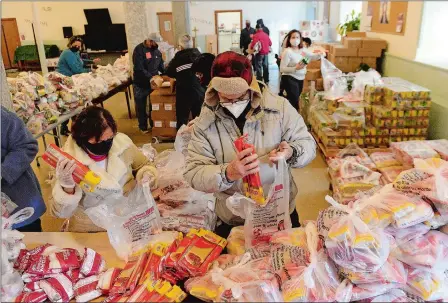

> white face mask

[
  {"left": 221, "top": 99, "right": 250, "bottom": 118},
  {"left": 290, "top": 39, "right": 300, "bottom": 47}
]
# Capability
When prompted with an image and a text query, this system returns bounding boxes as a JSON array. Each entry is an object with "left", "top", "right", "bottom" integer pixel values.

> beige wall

[{"left": 360, "top": 1, "right": 423, "bottom": 60}]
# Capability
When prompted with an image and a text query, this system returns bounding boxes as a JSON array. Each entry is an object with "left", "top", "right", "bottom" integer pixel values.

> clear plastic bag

[
  {"left": 384, "top": 223, "right": 430, "bottom": 247},
  {"left": 141, "top": 144, "right": 157, "bottom": 162},
  {"left": 226, "top": 158, "right": 291, "bottom": 248},
  {"left": 154, "top": 150, "right": 186, "bottom": 187},
  {"left": 321, "top": 57, "right": 343, "bottom": 92},
  {"left": 351, "top": 69, "right": 383, "bottom": 98},
  {"left": 226, "top": 226, "right": 245, "bottom": 256},
  {"left": 404, "top": 265, "right": 448, "bottom": 301},
  {"left": 324, "top": 196, "right": 390, "bottom": 273},
  {"left": 85, "top": 184, "right": 162, "bottom": 260},
  {"left": 1, "top": 271, "right": 24, "bottom": 302},
  {"left": 1, "top": 193, "right": 18, "bottom": 219},
  {"left": 391, "top": 141, "right": 439, "bottom": 168}
]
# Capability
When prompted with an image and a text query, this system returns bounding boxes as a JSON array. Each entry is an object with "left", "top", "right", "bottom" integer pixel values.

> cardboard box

[
  {"left": 307, "top": 60, "right": 321, "bottom": 69},
  {"left": 343, "top": 37, "right": 363, "bottom": 49},
  {"left": 152, "top": 120, "right": 165, "bottom": 128},
  {"left": 362, "top": 38, "right": 387, "bottom": 49},
  {"left": 151, "top": 110, "right": 176, "bottom": 121},
  {"left": 166, "top": 120, "right": 177, "bottom": 129},
  {"left": 150, "top": 90, "right": 176, "bottom": 103},
  {"left": 152, "top": 127, "right": 177, "bottom": 137},
  {"left": 151, "top": 76, "right": 176, "bottom": 94},
  {"left": 348, "top": 57, "right": 363, "bottom": 71},
  {"left": 362, "top": 57, "right": 377, "bottom": 69},
  {"left": 305, "top": 69, "right": 322, "bottom": 81},
  {"left": 331, "top": 45, "right": 358, "bottom": 57},
  {"left": 316, "top": 78, "right": 324, "bottom": 91},
  {"left": 328, "top": 54, "right": 351, "bottom": 72},
  {"left": 358, "top": 48, "right": 382, "bottom": 58},
  {"left": 346, "top": 32, "right": 367, "bottom": 38},
  {"left": 331, "top": 56, "right": 349, "bottom": 65}
]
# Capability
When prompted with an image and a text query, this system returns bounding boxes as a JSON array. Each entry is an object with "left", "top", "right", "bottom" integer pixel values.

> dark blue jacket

[
  {"left": 1, "top": 107, "right": 46, "bottom": 228},
  {"left": 132, "top": 42, "right": 164, "bottom": 88}
]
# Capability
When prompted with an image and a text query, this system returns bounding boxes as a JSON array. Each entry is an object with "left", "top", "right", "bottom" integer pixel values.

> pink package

[
  {"left": 23, "top": 281, "right": 41, "bottom": 292},
  {"left": 405, "top": 265, "right": 448, "bottom": 301},
  {"left": 79, "top": 248, "right": 106, "bottom": 277},
  {"left": 38, "top": 273, "right": 74, "bottom": 302},
  {"left": 48, "top": 248, "right": 81, "bottom": 272},
  {"left": 391, "top": 141, "right": 439, "bottom": 168},
  {"left": 97, "top": 268, "right": 121, "bottom": 294},
  {"left": 73, "top": 275, "right": 102, "bottom": 303},
  {"left": 378, "top": 166, "right": 405, "bottom": 184},
  {"left": 14, "top": 290, "right": 48, "bottom": 303},
  {"left": 425, "top": 139, "right": 448, "bottom": 160},
  {"left": 384, "top": 223, "right": 430, "bottom": 246}
]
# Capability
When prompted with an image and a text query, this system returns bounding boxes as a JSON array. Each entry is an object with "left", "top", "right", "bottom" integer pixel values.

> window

[{"left": 415, "top": 1, "right": 448, "bottom": 69}]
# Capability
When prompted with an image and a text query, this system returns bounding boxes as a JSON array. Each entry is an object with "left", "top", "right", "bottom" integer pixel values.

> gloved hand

[
  {"left": 269, "top": 141, "right": 293, "bottom": 163},
  {"left": 225, "top": 147, "right": 259, "bottom": 182},
  {"left": 56, "top": 159, "right": 76, "bottom": 189},
  {"left": 140, "top": 171, "right": 157, "bottom": 189}
]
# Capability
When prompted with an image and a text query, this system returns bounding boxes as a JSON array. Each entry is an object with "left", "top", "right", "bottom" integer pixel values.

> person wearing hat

[
  {"left": 184, "top": 51, "right": 316, "bottom": 238},
  {"left": 132, "top": 32, "right": 165, "bottom": 134},
  {"left": 166, "top": 34, "right": 204, "bottom": 130}
]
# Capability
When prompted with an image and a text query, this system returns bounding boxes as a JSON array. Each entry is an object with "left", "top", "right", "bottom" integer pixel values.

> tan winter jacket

[
  {"left": 51, "top": 133, "right": 157, "bottom": 232},
  {"left": 184, "top": 79, "right": 316, "bottom": 225}
]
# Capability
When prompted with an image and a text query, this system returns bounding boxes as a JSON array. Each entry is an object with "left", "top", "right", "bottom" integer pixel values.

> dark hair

[
  {"left": 256, "top": 24, "right": 262, "bottom": 30},
  {"left": 71, "top": 106, "right": 117, "bottom": 147},
  {"left": 192, "top": 53, "right": 216, "bottom": 86},
  {"left": 285, "top": 30, "right": 303, "bottom": 49},
  {"left": 302, "top": 37, "right": 312, "bottom": 46},
  {"left": 67, "top": 36, "right": 83, "bottom": 48},
  {"left": 211, "top": 51, "right": 253, "bottom": 85}
]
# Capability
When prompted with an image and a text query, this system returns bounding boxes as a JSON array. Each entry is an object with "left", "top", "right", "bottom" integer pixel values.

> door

[
  {"left": 214, "top": 10, "right": 242, "bottom": 54},
  {"left": 1, "top": 18, "right": 21, "bottom": 69},
  {"left": 157, "top": 12, "right": 174, "bottom": 46}
]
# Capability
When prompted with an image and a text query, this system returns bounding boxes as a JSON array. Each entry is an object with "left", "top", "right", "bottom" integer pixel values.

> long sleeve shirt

[
  {"left": 57, "top": 49, "right": 90, "bottom": 76},
  {"left": 132, "top": 42, "right": 164, "bottom": 89},
  {"left": 280, "top": 48, "right": 320, "bottom": 80}
]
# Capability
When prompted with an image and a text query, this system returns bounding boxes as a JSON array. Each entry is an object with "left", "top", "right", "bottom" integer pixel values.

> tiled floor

[{"left": 31, "top": 63, "right": 330, "bottom": 231}]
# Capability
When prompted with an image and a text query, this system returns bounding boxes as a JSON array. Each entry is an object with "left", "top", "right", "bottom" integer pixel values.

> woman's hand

[
  {"left": 269, "top": 141, "right": 293, "bottom": 163},
  {"left": 93, "top": 58, "right": 101, "bottom": 64},
  {"left": 56, "top": 159, "right": 76, "bottom": 194},
  {"left": 295, "top": 62, "right": 306, "bottom": 70},
  {"left": 225, "top": 148, "right": 260, "bottom": 182}
]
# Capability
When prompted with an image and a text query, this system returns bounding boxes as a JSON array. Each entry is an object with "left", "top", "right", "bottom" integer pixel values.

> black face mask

[
  {"left": 246, "top": 23, "right": 251, "bottom": 28},
  {"left": 84, "top": 138, "right": 114, "bottom": 156},
  {"left": 70, "top": 46, "right": 80, "bottom": 53}
]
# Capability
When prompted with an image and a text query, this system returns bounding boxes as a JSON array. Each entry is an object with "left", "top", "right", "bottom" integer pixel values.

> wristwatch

[{"left": 287, "top": 146, "right": 299, "bottom": 165}]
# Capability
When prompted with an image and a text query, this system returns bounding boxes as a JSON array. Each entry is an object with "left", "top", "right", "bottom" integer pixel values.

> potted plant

[{"left": 337, "top": 10, "right": 361, "bottom": 36}]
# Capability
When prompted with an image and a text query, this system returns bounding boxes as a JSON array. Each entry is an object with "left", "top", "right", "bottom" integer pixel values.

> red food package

[
  {"left": 110, "top": 256, "right": 139, "bottom": 295},
  {"left": 234, "top": 135, "right": 265, "bottom": 205},
  {"left": 14, "top": 249, "right": 31, "bottom": 272},
  {"left": 125, "top": 252, "right": 149, "bottom": 294},
  {"left": 73, "top": 275, "right": 102, "bottom": 303},
  {"left": 139, "top": 243, "right": 167, "bottom": 285},
  {"left": 80, "top": 248, "right": 106, "bottom": 277},
  {"left": 126, "top": 283, "right": 152, "bottom": 302},
  {"left": 29, "top": 244, "right": 61, "bottom": 259},
  {"left": 14, "top": 290, "right": 48, "bottom": 303},
  {"left": 66, "top": 268, "right": 82, "bottom": 283},
  {"left": 103, "top": 294, "right": 123, "bottom": 302},
  {"left": 177, "top": 229, "right": 227, "bottom": 277},
  {"left": 98, "top": 268, "right": 121, "bottom": 294},
  {"left": 23, "top": 281, "right": 41, "bottom": 292},
  {"left": 49, "top": 248, "right": 81, "bottom": 272},
  {"left": 39, "top": 273, "right": 74, "bottom": 302},
  {"left": 25, "top": 255, "right": 62, "bottom": 276}
]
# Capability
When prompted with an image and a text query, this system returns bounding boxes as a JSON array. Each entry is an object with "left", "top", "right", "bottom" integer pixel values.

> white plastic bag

[
  {"left": 85, "top": 184, "right": 162, "bottom": 260},
  {"left": 321, "top": 57, "right": 343, "bottom": 92},
  {"left": 154, "top": 150, "right": 186, "bottom": 187},
  {"left": 226, "top": 158, "right": 291, "bottom": 248},
  {"left": 1, "top": 271, "right": 23, "bottom": 302},
  {"left": 351, "top": 69, "right": 383, "bottom": 98},
  {"left": 141, "top": 143, "right": 157, "bottom": 162}
]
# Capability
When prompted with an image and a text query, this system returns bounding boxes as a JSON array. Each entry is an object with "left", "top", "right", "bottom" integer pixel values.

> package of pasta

[
  {"left": 97, "top": 268, "right": 121, "bottom": 294},
  {"left": 324, "top": 196, "right": 390, "bottom": 273},
  {"left": 234, "top": 134, "right": 265, "bottom": 205},
  {"left": 335, "top": 143, "right": 377, "bottom": 171},
  {"left": 391, "top": 230, "right": 448, "bottom": 272},
  {"left": 338, "top": 257, "right": 406, "bottom": 285},
  {"left": 391, "top": 141, "right": 439, "bottom": 168},
  {"left": 280, "top": 222, "right": 343, "bottom": 302},
  {"left": 370, "top": 152, "right": 401, "bottom": 169},
  {"left": 404, "top": 265, "right": 448, "bottom": 301},
  {"left": 226, "top": 158, "right": 291, "bottom": 248},
  {"left": 226, "top": 226, "right": 245, "bottom": 256},
  {"left": 139, "top": 243, "right": 167, "bottom": 285}
]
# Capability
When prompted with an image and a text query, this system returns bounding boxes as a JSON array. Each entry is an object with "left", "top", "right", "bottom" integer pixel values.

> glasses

[{"left": 220, "top": 99, "right": 249, "bottom": 106}]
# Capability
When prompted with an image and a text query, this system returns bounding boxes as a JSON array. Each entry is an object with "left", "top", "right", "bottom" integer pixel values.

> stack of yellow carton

[{"left": 309, "top": 77, "right": 431, "bottom": 152}]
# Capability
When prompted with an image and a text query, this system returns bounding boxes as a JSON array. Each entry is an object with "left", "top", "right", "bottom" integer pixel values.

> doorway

[
  {"left": 214, "top": 10, "right": 242, "bottom": 54},
  {"left": 1, "top": 18, "right": 21, "bottom": 69},
  {"left": 157, "top": 12, "right": 174, "bottom": 46}
]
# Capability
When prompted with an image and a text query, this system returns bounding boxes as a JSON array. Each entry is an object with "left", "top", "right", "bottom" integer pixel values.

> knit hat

[
  {"left": 210, "top": 51, "right": 253, "bottom": 95},
  {"left": 148, "top": 32, "right": 163, "bottom": 42}
]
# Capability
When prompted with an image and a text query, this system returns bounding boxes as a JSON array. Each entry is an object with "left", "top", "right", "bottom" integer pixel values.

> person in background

[
  {"left": 250, "top": 24, "right": 272, "bottom": 84},
  {"left": 256, "top": 19, "right": 270, "bottom": 36},
  {"left": 184, "top": 52, "right": 316, "bottom": 238},
  {"left": 280, "top": 30, "right": 319, "bottom": 111},
  {"left": 166, "top": 34, "right": 203, "bottom": 130},
  {"left": 302, "top": 37, "right": 312, "bottom": 48},
  {"left": 132, "top": 32, "right": 165, "bottom": 134},
  {"left": 278, "top": 31, "right": 293, "bottom": 97},
  {"left": 240, "top": 20, "right": 255, "bottom": 55},
  {"left": 1, "top": 107, "right": 46, "bottom": 231},
  {"left": 50, "top": 106, "right": 158, "bottom": 232},
  {"left": 192, "top": 53, "right": 216, "bottom": 89},
  {"left": 57, "top": 36, "right": 101, "bottom": 136}
]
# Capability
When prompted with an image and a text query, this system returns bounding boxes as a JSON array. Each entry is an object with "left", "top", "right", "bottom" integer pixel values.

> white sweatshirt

[{"left": 280, "top": 47, "right": 320, "bottom": 81}]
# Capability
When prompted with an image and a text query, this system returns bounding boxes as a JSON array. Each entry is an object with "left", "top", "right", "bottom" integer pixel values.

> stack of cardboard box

[
  {"left": 150, "top": 78, "right": 177, "bottom": 138},
  {"left": 309, "top": 77, "right": 432, "bottom": 153},
  {"left": 303, "top": 60, "right": 324, "bottom": 92}
]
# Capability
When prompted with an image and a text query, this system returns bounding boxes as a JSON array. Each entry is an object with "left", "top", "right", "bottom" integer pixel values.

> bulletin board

[{"left": 367, "top": 1, "right": 408, "bottom": 35}]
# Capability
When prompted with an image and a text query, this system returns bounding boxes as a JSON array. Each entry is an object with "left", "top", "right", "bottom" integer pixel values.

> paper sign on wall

[{"left": 299, "top": 20, "right": 324, "bottom": 41}]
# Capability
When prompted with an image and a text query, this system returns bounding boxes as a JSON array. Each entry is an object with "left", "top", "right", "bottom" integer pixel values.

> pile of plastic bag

[
  {"left": 113, "top": 53, "right": 130, "bottom": 75},
  {"left": 94, "top": 64, "right": 126, "bottom": 89},
  {"left": 72, "top": 73, "right": 108, "bottom": 102}
]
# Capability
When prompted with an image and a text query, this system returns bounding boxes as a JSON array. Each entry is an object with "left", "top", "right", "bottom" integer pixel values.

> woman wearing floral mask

[
  {"left": 184, "top": 51, "right": 316, "bottom": 238},
  {"left": 280, "top": 30, "right": 319, "bottom": 111},
  {"left": 50, "top": 106, "right": 158, "bottom": 232}
]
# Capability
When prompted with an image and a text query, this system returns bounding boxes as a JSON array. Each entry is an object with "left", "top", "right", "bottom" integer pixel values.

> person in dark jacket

[
  {"left": 256, "top": 18, "right": 270, "bottom": 36},
  {"left": 132, "top": 32, "right": 165, "bottom": 134},
  {"left": 191, "top": 53, "right": 216, "bottom": 89},
  {"left": 240, "top": 20, "right": 255, "bottom": 55},
  {"left": 166, "top": 34, "right": 204, "bottom": 130},
  {"left": 1, "top": 107, "right": 46, "bottom": 231}
]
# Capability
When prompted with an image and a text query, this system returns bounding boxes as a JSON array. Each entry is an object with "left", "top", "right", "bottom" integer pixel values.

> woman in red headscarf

[{"left": 184, "top": 51, "right": 316, "bottom": 238}]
